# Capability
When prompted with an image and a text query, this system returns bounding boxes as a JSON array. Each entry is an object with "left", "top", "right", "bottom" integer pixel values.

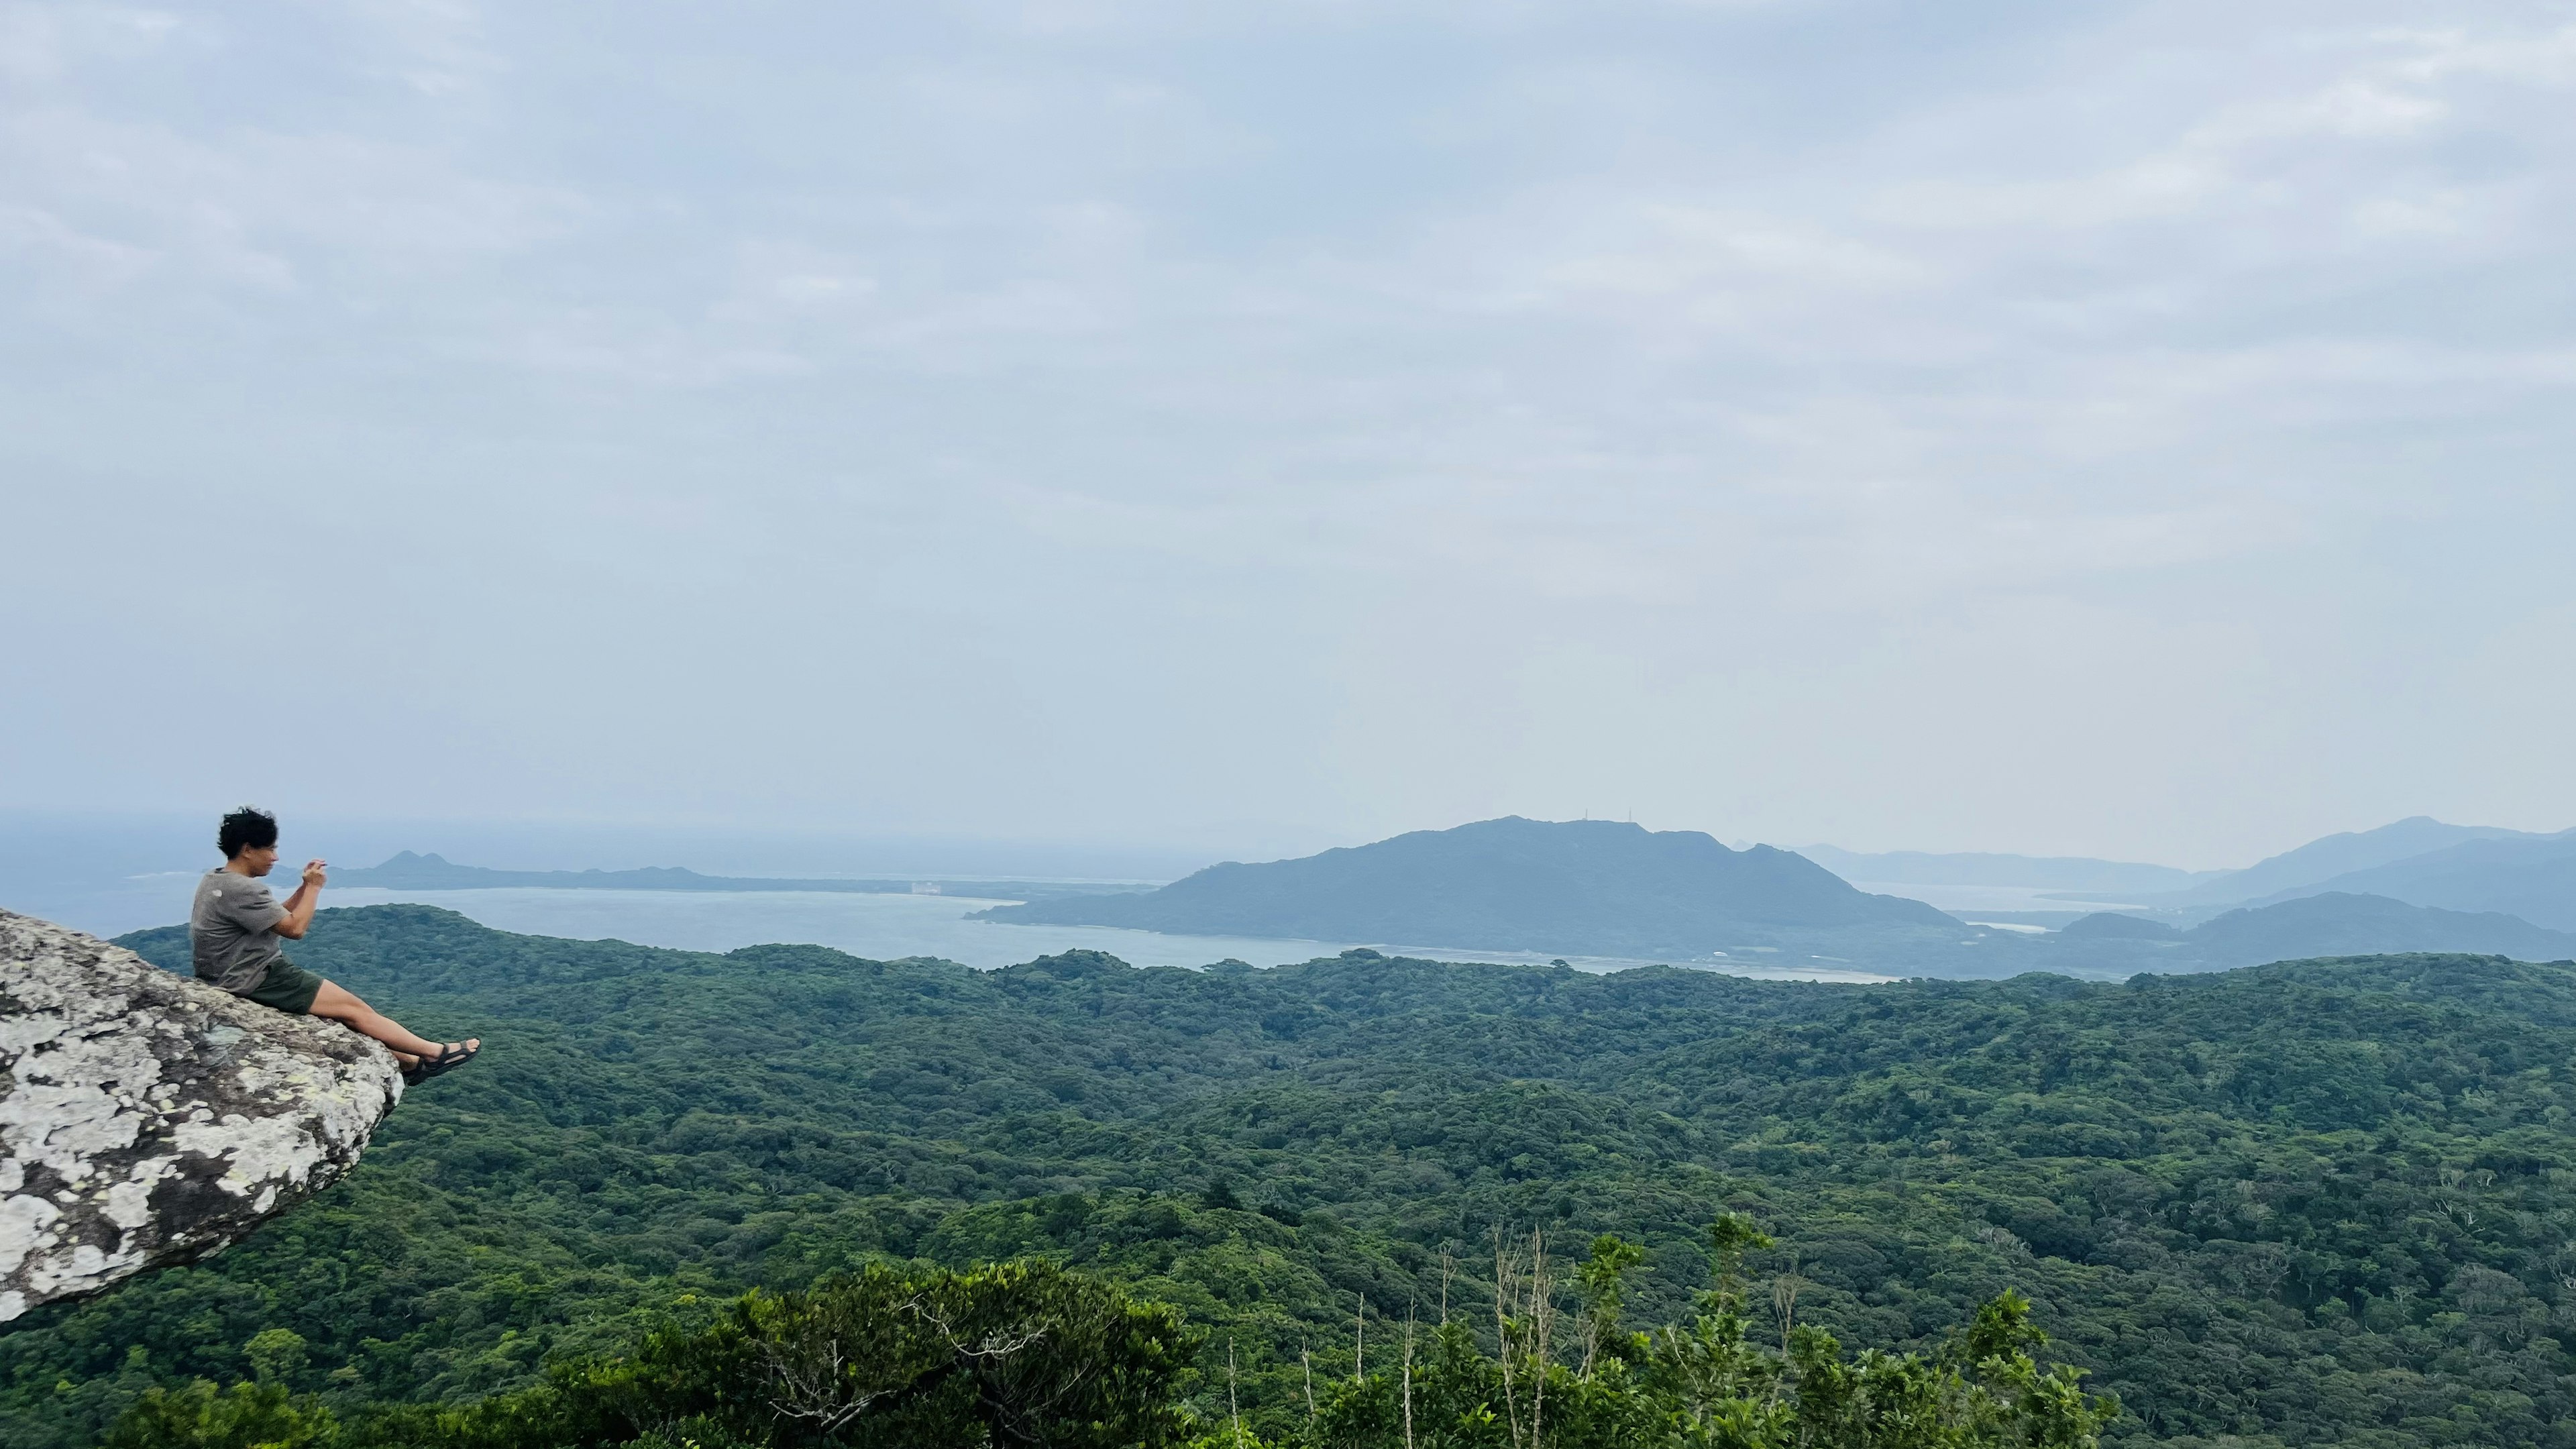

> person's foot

[{"left": 419, "top": 1039, "right": 482, "bottom": 1078}]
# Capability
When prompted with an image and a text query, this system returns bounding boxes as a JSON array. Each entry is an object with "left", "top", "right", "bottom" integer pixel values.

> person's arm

[{"left": 273, "top": 859, "right": 328, "bottom": 939}]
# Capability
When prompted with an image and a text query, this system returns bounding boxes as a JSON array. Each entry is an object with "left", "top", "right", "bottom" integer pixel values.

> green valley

[{"left": 6, "top": 904, "right": 2575, "bottom": 1447}]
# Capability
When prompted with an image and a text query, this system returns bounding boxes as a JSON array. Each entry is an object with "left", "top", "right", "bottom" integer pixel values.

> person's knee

[{"left": 309, "top": 981, "right": 369, "bottom": 1018}]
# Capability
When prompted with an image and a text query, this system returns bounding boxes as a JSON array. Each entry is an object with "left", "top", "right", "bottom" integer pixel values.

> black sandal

[{"left": 420, "top": 1041, "right": 481, "bottom": 1078}]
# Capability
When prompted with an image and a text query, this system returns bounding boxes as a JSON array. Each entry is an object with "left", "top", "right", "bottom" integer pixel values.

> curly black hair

[{"left": 218, "top": 806, "right": 278, "bottom": 859}]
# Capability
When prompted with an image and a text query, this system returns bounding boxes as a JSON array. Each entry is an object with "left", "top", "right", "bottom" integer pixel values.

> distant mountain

[
  {"left": 331, "top": 852, "right": 1135, "bottom": 903},
  {"left": 974, "top": 817, "right": 1957, "bottom": 959},
  {"left": 1794, "top": 846, "right": 2212, "bottom": 894},
  {"left": 2144, "top": 817, "right": 2546, "bottom": 906},
  {"left": 2051, "top": 893, "right": 2576, "bottom": 973},
  {"left": 2244, "top": 833, "right": 2576, "bottom": 932},
  {"left": 2055, "top": 911, "right": 2182, "bottom": 941}
]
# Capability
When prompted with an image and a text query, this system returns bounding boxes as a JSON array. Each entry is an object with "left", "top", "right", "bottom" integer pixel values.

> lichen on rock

[{"left": 1, "top": 908, "right": 402, "bottom": 1320}]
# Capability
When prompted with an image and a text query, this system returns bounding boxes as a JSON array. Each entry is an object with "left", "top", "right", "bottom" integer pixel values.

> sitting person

[{"left": 192, "top": 806, "right": 478, "bottom": 1083}]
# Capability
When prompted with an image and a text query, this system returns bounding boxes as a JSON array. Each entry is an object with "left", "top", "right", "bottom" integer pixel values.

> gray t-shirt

[{"left": 191, "top": 867, "right": 288, "bottom": 992}]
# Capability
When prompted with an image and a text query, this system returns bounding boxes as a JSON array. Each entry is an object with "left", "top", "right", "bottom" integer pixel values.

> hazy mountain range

[
  {"left": 977, "top": 816, "right": 2576, "bottom": 975},
  {"left": 1790, "top": 845, "right": 2220, "bottom": 894},
  {"left": 2127, "top": 816, "right": 2565, "bottom": 908},
  {"left": 2231, "top": 834, "right": 2576, "bottom": 931},
  {"left": 320, "top": 813, "right": 2576, "bottom": 977},
  {"left": 1838, "top": 816, "right": 2576, "bottom": 930},
  {"left": 329, "top": 851, "right": 1135, "bottom": 904},
  {"left": 2049, "top": 893, "right": 2576, "bottom": 972}
]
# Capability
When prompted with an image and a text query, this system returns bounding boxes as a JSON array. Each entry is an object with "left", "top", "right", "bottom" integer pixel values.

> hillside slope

[
  {"left": 2151, "top": 816, "right": 2542, "bottom": 906},
  {"left": 976, "top": 816, "right": 1953, "bottom": 956},
  {"left": 2248, "top": 833, "right": 2576, "bottom": 930}
]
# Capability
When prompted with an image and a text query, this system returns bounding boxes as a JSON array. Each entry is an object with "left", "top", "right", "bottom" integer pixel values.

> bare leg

[{"left": 309, "top": 981, "right": 478, "bottom": 1064}]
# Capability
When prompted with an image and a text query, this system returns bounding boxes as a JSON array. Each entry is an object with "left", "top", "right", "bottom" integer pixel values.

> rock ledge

[{"left": 1, "top": 909, "right": 402, "bottom": 1320}]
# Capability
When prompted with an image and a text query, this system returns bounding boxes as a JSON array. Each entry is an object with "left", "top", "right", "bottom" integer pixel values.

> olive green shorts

[{"left": 243, "top": 957, "right": 325, "bottom": 1015}]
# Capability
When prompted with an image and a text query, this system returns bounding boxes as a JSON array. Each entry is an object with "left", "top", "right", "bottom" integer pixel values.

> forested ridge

[{"left": 7, "top": 904, "right": 2576, "bottom": 1446}]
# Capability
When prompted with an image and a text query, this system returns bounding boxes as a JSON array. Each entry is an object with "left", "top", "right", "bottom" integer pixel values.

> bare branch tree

[
  {"left": 1527, "top": 1230, "right": 1553, "bottom": 1449},
  {"left": 1494, "top": 1227, "right": 1525, "bottom": 1449},
  {"left": 1772, "top": 1260, "right": 1802, "bottom": 1356},
  {"left": 761, "top": 1291, "right": 950, "bottom": 1437},
  {"left": 764, "top": 1336, "right": 912, "bottom": 1436},
  {"left": 1228, "top": 1338, "right": 1244, "bottom": 1448},
  {"left": 1403, "top": 1307, "right": 1417, "bottom": 1449},
  {"left": 1491, "top": 1226, "right": 1558, "bottom": 1449},
  {"left": 1303, "top": 1342, "right": 1317, "bottom": 1426}
]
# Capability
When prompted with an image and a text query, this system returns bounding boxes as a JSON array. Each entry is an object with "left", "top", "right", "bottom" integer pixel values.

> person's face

[{"left": 235, "top": 843, "right": 279, "bottom": 876}]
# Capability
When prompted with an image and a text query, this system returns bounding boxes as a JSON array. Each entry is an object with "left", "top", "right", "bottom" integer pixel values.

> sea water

[{"left": 317, "top": 885, "right": 1894, "bottom": 982}]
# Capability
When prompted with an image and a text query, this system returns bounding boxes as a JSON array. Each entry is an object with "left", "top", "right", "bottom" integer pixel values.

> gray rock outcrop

[{"left": 1, "top": 909, "right": 402, "bottom": 1321}]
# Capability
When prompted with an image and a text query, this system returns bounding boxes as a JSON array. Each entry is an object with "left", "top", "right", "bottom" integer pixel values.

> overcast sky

[{"left": 5, "top": 0, "right": 2573, "bottom": 871}]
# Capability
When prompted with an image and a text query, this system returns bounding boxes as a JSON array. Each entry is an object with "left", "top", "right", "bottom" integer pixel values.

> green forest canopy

[
  {"left": 89, "top": 1232, "right": 2119, "bottom": 1448},
  {"left": 6, "top": 904, "right": 2575, "bottom": 1447}
]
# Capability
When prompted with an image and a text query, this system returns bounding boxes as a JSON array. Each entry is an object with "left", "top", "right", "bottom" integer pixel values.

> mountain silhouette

[{"left": 975, "top": 816, "right": 1954, "bottom": 958}]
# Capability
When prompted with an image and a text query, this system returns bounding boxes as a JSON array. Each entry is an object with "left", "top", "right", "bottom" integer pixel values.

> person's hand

[{"left": 303, "top": 859, "right": 329, "bottom": 888}]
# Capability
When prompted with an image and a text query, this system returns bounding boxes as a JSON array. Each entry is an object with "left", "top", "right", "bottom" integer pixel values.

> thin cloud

[{"left": 1, "top": 0, "right": 2571, "bottom": 861}]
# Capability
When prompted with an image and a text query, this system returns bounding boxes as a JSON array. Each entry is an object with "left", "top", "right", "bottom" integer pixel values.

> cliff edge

[{"left": 1, "top": 908, "right": 402, "bottom": 1321}]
